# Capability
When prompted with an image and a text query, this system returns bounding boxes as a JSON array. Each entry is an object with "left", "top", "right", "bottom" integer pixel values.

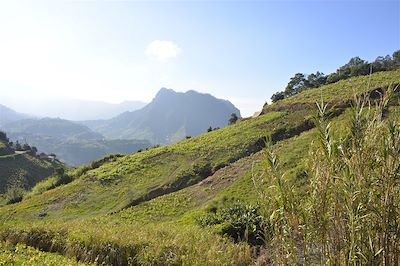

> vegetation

[
  {"left": 0, "top": 241, "right": 90, "bottom": 265},
  {"left": 254, "top": 88, "right": 400, "bottom": 264},
  {"left": 271, "top": 50, "right": 400, "bottom": 102},
  {"left": 3, "top": 119, "right": 151, "bottom": 166},
  {"left": 0, "top": 147, "right": 58, "bottom": 194},
  {"left": 197, "top": 202, "right": 264, "bottom": 245},
  {"left": 0, "top": 131, "right": 64, "bottom": 206},
  {"left": 0, "top": 69, "right": 399, "bottom": 264},
  {"left": 229, "top": 113, "right": 239, "bottom": 125}
]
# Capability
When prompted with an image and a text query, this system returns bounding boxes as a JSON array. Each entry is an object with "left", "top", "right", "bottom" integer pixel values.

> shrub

[
  {"left": 229, "top": 113, "right": 239, "bottom": 125},
  {"left": 197, "top": 202, "right": 265, "bottom": 245},
  {"left": 53, "top": 174, "right": 73, "bottom": 187},
  {"left": 5, "top": 186, "right": 25, "bottom": 205}
]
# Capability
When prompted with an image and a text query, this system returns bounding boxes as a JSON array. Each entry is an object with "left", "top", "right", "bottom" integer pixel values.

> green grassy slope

[
  {"left": 0, "top": 70, "right": 399, "bottom": 264},
  {"left": 263, "top": 68, "right": 400, "bottom": 112},
  {"left": 0, "top": 241, "right": 91, "bottom": 265},
  {"left": 0, "top": 111, "right": 285, "bottom": 219},
  {"left": 0, "top": 154, "right": 55, "bottom": 193},
  {"left": 0, "top": 133, "right": 59, "bottom": 198},
  {"left": 0, "top": 139, "right": 12, "bottom": 156}
]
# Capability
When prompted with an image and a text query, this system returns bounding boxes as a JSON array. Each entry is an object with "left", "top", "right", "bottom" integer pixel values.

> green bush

[
  {"left": 197, "top": 202, "right": 265, "bottom": 245},
  {"left": 5, "top": 186, "right": 25, "bottom": 205}
]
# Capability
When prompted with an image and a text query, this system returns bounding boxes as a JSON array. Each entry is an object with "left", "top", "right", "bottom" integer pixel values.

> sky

[{"left": 0, "top": 0, "right": 399, "bottom": 117}]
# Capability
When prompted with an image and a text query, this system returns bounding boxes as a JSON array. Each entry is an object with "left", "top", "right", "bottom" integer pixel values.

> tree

[
  {"left": 15, "top": 141, "right": 22, "bottom": 151},
  {"left": 307, "top": 71, "right": 326, "bottom": 88},
  {"left": 371, "top": 56, "right": 387, "bottom": 72},
  {"left": 22, "top": 143, "right": 31, "bottom": 151},
  {"left": 339, "top": 56, "right": 369, "bottom": 78},
  {"left": 284, "top": 73, "right": 307, "bottom": 97},
  {"left": 271, "top": 91, "right": 285, "bottom": 103},
  {"left": 346, "top": 56, "right": 366, "bottom": 67},
  {"left": 326, "top": 72, "right": 340, "bottom": 84},
  {"left": 30, "top": 146, "right": 38, "bottom": 156},
  {"left": 229, "top": 113, "right": 238, "bottom": 125},
  {"left": 207, "top": 126, "right": 213, "bottom": 132},
  {"left": 0, "top": 131, "right": 8, "bottom": 142},
  {"left": 393, "top": 50, "right": 400, "bottom": 66}
]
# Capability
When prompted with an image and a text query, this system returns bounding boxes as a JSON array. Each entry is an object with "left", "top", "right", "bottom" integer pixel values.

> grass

[
  {"left": 0, "top": 241, "right": 91, "bottom": 265},
  {"left": 253, "top": 90, "right": 400, "bottom": 264},
  {"left": 0, "top": 140, "right": 7, "bottom": 149},
  {"left": 0, "top": 154, "right": 55, "bottom": 194},
  {"left": 263, "top": 68, "right": 400, "bottom": 112},
  {"left": 0, "top": 70, "right": 399, "bottom": 264},
  {"left": 0, "top": 111, "right": 291, "bottom": 220},
  {"left": 0, "top": 220, "right": 252, "bottom": 265}
]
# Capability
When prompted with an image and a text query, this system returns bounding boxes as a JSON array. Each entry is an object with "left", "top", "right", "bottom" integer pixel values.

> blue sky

[{"left": 0, "top": 0, "right": 399, "bottom": 117}]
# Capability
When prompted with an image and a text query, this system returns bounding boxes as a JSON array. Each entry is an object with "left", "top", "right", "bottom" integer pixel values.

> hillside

[
  {"left": 0, "top": 70, "right": 399, "bottom": 264},
  {"left": 0, "top": 132, "right": 58, "bottom": 198},
  {"left": 1, "top": 118, "right": 103, "bottom": 140},
  {"left": 85, "top": 88, "right": 241, "bottom": 144},
  {"left": 2, "top": 118, "right": 151, "bottom": 166}
]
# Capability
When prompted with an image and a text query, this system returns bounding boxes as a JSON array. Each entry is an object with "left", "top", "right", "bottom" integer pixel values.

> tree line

[{"left": 271, "top": 50, "right": 400, "bottom": 102}]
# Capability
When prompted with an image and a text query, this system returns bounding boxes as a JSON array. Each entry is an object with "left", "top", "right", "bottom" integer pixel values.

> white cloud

[{"left": 145, "top": 40, "right": 181, "bottom": 61}]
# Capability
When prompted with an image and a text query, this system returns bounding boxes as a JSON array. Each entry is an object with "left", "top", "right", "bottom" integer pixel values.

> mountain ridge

[
  {"left": 0, "top": 104, "right": 31, "bottom": 126},
  {"left": 2, "top": 99, "right": 147, "bottom": 121},
  {"left": 1, "top": 118, "right": 151, "bottom": 166},
  {"left": 85, "top": 88, "right": 241, "bottom": 144}
]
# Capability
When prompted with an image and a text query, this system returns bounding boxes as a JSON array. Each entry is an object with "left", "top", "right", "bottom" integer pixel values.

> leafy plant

[
  {"left": 5, "top": 185, "right": 25, "bottom": 205},
  {"left": 197, "top": 202, "right": 265, "bottom": 245}
]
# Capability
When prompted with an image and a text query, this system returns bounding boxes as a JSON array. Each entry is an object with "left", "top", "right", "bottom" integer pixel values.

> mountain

[
  {"left": 0, "top": 69, "right": 398, "bottom": 264},
  {"left": 1, "top": 118, "right": 103, "bottom": 140},
  {"left": 1, "top": 118, "right": 150, "bottom": 166},
  {"left": 8, "top": 99, "right": 147, "bottom": 121},
  {"left": 0, "top": 104, "right": 30, "bottom": 126},
  {"left": 85, "top": 88, "right": 241, "bottom": 144}
]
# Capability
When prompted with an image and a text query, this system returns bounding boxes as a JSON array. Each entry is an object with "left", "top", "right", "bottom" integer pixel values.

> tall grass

[
  {"left": 255, "top": 86, "right": 400, "bottom": 264},
  {"left": 0, "top": 220, "right": 252, "bottom": 265}
]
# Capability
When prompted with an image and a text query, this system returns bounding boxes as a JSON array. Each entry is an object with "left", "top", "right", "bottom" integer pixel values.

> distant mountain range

[
  {"left": 1, "top": 118, "right": 150, "bottom": 166},
  {"left": 5, "top": 99, "right": 147, "bottom": 121},
  {"left": 0, "top": 88, "right": 241, "bottom": 164},
  {"left": 82, "top": 88, "right": 241, "bottom": 144},
  {"left": 2, "top": 118, "right": 103, "bottom": 140},
  {"left": 0, "top": 104, "right": 31, "bottom": 126}
]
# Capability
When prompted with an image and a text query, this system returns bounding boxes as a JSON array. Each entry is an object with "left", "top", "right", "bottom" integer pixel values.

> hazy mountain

[
  {"left": 1, "top": 118, "right": 150, "bottom": 166},
  {"left": 85, "top": 88, "right": 241, "bottom": 144},
  {"left": 1, "top": 118, "right": 103, "bottom": 140},
  {"left": 0, "top": 104, "right": 30, "bottom": 126},
  {"left": 4, "top": 99, "right": 147, "bottom": 121}
]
